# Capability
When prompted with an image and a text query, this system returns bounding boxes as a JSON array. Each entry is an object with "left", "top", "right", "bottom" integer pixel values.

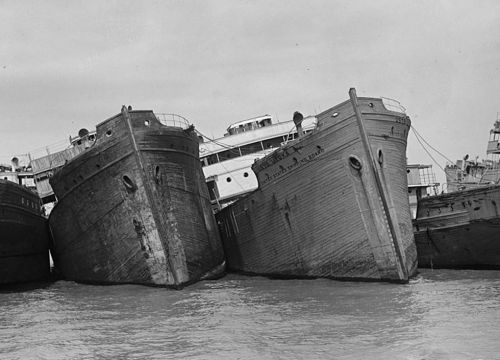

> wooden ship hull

[
  {"left": 0, "top": 180, "right": 50, "bottom": 285},
  {"left": 414, "top": 185, "right": 500, "bottom": 269},
  {"left": 48, "top": 107, "right": 225, "bottom": 287},
  {"left": 216, "top": 89, "right": 417, "bottom": 283}
]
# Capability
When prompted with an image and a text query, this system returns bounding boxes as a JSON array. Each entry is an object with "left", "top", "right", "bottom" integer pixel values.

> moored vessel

[
  {"left": 0, "top": 179, "right": 50, "bottom": 285},
  {"left": 414, "top": 116, "right": 500, "bottom": 269},
  {"left": 216, "top": 88, "right": 417, "bottom": 283},
  {"left": 414, "top": 185, "right": 500, "bottom": 269},
  {"left": 48, "top": 106, "right": 225, "bottom": 287}
]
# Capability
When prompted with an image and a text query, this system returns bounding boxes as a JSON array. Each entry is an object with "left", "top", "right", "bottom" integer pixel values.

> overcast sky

[{"left": 1, "top": 0, "right": 499, "bottom": 185}]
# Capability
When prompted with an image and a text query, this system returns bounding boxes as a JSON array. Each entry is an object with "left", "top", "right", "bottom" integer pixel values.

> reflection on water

[{"left": 1, "top": 269, "right": 499, "bottom": 360}]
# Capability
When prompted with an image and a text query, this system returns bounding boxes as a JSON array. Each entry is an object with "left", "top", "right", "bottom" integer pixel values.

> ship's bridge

[{"left": 487, "top": 120, "right": 500, "bottom": 154}]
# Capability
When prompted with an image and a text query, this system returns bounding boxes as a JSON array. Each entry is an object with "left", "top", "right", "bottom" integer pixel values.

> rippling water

[{"left": 1, "top": 269, "right": 499, "bottom": 360}]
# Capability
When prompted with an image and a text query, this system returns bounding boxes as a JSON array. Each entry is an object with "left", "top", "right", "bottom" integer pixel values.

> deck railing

[
  {"left": 381, "top": 97, "right": 406, "bottom": 113},
  {"left": 154, "top": 113, "right": 191, "bottom": 129}
]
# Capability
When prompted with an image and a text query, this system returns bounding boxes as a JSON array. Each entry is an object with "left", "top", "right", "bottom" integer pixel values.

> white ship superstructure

[{"left": 199, "top": 114, "right": 317, "bottom": 207}]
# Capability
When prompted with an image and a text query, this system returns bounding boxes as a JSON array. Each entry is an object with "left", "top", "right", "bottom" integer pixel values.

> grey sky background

[{"left": 1, "top": 0, "right": 499, "bottom": 186}]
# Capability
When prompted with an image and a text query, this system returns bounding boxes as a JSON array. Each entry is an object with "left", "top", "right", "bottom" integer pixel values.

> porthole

[
  {"left": 106, "top": 130, "right": 112, "bottom": 137},
  {"left": 122, "top": 175, "right": 137, "bottom": 191},
  {"left": 348, "top": 155, "right": 362, "bottom": 171},
  {"left": 144, "top": 120, "right": 150, "bottom": 126},
  {"left": 154, "top": 166, "right": 161, "bottom": 184},
  {"left": 369, "top": 103, "right": 374, "bottom": 108},
  {"left": 243, "top": 172, "right": 249, "bottom": 177},
  {"left": 226, "top": 177, "right": 232, "bottom": 182},
  {"left": 377, "top": 149, "right": 383, "bottom": 165}
]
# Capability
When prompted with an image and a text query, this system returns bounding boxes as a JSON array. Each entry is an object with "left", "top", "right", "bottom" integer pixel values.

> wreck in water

[
  {"left": 414, "top": 118, "right": 500, "bottom": 269},
  {"left": 0, "top": 179, "right": 50, "bottom": 285},
  {"left": 216, "top": 88, "right": 417, "bottom": 283},
  {"left": 48, "top": 106, "right": 225, "bottom": 287},
  {"left": 415, "top": 183, "right": 500, "bottom": 270}
]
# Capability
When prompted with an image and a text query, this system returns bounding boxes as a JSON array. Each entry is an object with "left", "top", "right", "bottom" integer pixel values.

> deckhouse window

[
  {"left": 264, "top": 136, "right": 285, "bottom": 149},
  {"left": 240, "top": 142, "right": 264, "bottom": 155},
  {"left": 218, "top": 149, "right": 241, "bottom": 162},
  {"left": 206, "top": 154, "right": 219, "bottom": 165}
]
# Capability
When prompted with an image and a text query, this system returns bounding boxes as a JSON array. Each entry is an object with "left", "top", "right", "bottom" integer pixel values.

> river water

[{"left": 1, "top": 269, "right": 499, "bottom": 360}]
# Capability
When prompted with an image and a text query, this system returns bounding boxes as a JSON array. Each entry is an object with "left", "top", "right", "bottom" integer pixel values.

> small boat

[
  {"left": 216, "top": 88, "right": 417, "bottom": 283},
  {"left": 48, "top": 106, "right": 225, "bottom": 287},
  {"left": 0, "top": 179, "right": 50, "bottom": 285},
  {"left": 414, "top": 185, "right": 500, "bottom": 269}
]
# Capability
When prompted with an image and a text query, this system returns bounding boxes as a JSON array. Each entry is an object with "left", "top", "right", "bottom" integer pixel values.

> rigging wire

[
  {"left": 411, "top": 125, "right": 455, "bottom": 164},
  {"left": 195, "top": 123, "right": 297, "bottom": 196},
  {"left": 195, "top": 124, "right": 298, "bottom": 156},
  {"left": 410, "top": 125, "right": 448, "bottom": 174},
  {"left": 195, "top": 130, "right": 244, "bottom": 155},
  {"left": 0, "top": 137, "right": 75, "bottom": 165}
]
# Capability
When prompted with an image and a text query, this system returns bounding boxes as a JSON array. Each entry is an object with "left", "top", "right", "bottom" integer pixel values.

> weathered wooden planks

[
  {"left": 48, "top": 108, "right": 224, "bottom": 287},
  {"left": 0, "top": 180, "right": 50, "bottom": 285},
  {"left": 217, "top": 91, "right": 417, "bottom": 283}
]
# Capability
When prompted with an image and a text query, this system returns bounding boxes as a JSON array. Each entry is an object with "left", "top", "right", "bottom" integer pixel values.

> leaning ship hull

[
  {"left": 49, "top": 109, "right": 224, "bottom": 287},
  {"left": 0, "top": 180, "right": 50, "bottom": 285},
  {"left": 414, "top": 185, "right": 500, "bottom": 269},
  {"left": 217, "top": 91, "right": 417, "bottom": 282}
]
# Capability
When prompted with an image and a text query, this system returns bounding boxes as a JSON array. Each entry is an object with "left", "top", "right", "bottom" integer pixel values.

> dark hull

[
  {"left": 414, "top": 185, "right": 500, "bottom": 269},
  {"left": 415, "top": 219, "right": 500, "bottom": 269},
  {"left": 0, "top": 180, "right": 50, "bottom": 285},
  {"left": 216, "top": 91, "right": 417, "bottom": 283},
  {"left": 49, "top": 109, "right": 225, "bottom": 287}
]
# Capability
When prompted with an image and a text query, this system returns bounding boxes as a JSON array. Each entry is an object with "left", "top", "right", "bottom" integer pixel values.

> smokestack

[
  {"left": 11, "top": 157, "right": 19, "bottom": 172},
  {"left": 78, "top": 128, "right": 91, "bottom": 149},
  {"left": 293, "top": 111, "right": 304, "bottom": 138}
]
